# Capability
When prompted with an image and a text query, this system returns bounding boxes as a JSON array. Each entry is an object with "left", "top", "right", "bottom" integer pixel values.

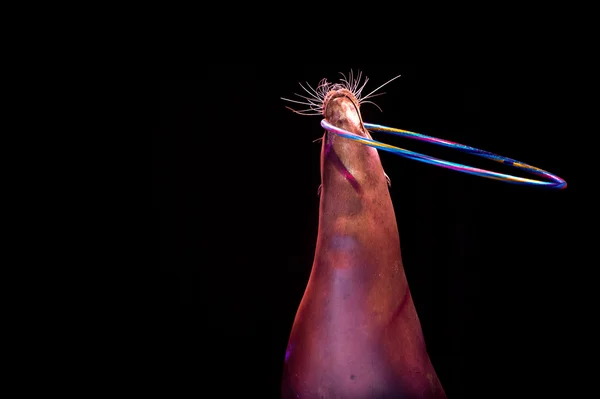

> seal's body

[{"left": 281, "top": 88, "right": 446, "bottom": 399}]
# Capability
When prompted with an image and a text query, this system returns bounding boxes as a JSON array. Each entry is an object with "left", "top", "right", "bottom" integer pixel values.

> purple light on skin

[
  {"left": 285, "top": 344, "right": 293, "bottom": 362},
  {"left": 330, "top": 234, "right": 358, "bottom": 252},
  {"left": 327, "top": 144, "right": 362, "bottom": 193}
]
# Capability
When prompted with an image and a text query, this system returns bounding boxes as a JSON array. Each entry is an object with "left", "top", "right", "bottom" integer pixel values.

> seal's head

[
  {"left": 281, "top": 70, "right": 401, "bottom": 120},
  {"left": 322, "top": 87, "right": 371, "bottom": 145},
  {"left": 323, "top": 86, "right": 361, "bottom": 116}
]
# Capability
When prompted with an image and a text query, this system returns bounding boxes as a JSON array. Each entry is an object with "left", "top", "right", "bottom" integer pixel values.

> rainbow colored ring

[{"left": 321, "top": 119, "right": 567, "bottom": 189}]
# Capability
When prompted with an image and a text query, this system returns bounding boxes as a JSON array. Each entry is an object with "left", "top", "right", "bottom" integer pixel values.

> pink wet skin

[{"left": 281, "top": 88, "right": 447, "bottom": 399}]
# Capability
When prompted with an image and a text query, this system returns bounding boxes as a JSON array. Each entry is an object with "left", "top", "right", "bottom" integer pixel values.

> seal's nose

[{"left": 324, "top": 95, "right": 364, "bottom": 136}]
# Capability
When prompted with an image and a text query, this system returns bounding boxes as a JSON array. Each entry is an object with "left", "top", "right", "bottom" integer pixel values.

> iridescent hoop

[{"left": 321, "top": 119, "right": 567, "bottom": 189}]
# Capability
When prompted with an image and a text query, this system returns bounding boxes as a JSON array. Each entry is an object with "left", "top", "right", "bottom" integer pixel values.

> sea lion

[{"left": 281, "top": 84, "right": 447, "bottom": 399}]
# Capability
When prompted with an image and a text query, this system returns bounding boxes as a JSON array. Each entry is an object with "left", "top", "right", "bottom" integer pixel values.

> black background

[{"left": 156, "top": 63, "right": 579, "bottom": 398}]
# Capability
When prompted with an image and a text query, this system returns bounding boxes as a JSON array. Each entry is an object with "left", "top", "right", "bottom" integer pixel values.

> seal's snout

[
  {"left": 323, "top": 89, "right": 366, "bottom": 138},
  {"left": 326, "top": 98, "right": 359, "bottom": 127}
]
